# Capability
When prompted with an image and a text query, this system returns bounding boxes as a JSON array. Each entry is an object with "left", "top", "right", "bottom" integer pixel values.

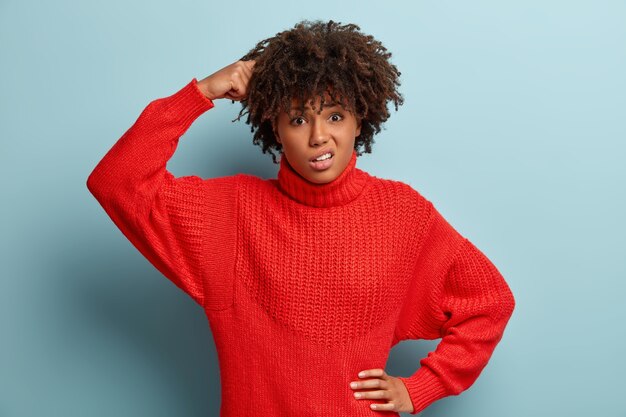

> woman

[{"left": 87, "top": 19, "right": 515, "bottom": 416}]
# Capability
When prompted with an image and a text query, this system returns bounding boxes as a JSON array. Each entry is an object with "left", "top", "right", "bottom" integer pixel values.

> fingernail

[
  {"left": 358, "top": 371, "right": 365, "bottom": 377},
  {"left": 350, "top": 382, "right": 357, "bottom": 388}
]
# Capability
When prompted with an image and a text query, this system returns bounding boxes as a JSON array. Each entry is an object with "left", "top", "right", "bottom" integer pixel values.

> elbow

[
  {"left": 86, "top": 170, "right": 96, "bottom": 194},
  {"left": 86, "top": 164, "right": 116, "bottom": 206},
  {"left": 493, "top": 281, "right": 516, "bottom": 328},
  {"left": 86, "top": 168, "right": 104, "bottom": 201},
  {"left": 509, "top": 288, "right": 516, "bottom": 317},
  {"left": 502, "top": 279, "right": 516, "bottom": 320}
]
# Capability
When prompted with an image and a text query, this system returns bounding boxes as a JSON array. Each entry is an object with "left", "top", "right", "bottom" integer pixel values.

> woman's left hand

[{"left": 349, "top": 368, "right": 414, "bottom": 413}]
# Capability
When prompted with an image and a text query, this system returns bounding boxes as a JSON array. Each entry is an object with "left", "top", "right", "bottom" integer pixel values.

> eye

[
  {"left": 329, "top": 113, "right": 343, "bottom": 122},
  {"left": 290, "top": 116, "right": 306, "bottom": 126}
]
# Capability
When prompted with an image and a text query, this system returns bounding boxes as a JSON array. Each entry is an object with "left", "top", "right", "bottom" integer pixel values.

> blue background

[{"left": 1, "top": 1, "right": 625, "bottom": 416}]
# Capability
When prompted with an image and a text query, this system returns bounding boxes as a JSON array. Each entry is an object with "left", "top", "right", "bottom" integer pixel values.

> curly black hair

[{"left": 236, "top": 19, "right": 404, "bottom": 164}]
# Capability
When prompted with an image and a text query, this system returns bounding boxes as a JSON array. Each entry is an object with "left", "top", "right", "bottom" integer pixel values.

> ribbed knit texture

[{"left": 87, "top": 78, "right": 516, "bottom": 416}]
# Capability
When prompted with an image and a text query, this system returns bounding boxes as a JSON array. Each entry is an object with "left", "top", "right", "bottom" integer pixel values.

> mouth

[
  {"left": 309, "top": 150, "right": 335, "bottom": 162},
  {"left": 309, "top": 151, "right": 335, "bottom": 171}
]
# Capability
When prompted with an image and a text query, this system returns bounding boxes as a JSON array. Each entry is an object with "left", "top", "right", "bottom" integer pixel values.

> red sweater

[{"left": 87, "top": 78, "right": 516, "bottom": 416}]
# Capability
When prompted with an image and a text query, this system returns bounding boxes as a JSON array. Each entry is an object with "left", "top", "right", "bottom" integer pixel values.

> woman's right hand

[{"left": 196, "top": 60, "right": 256, "bottom": 101}]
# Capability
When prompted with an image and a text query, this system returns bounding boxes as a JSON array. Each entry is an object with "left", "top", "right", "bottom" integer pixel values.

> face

[{"left": 273, "top": 94, "right": 361, "bottom": 184}]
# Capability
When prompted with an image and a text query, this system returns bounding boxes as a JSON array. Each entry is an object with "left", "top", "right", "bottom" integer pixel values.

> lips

[
  {"left": 310, "top": 149, "right": 335, "bottom": 161},
  {"left": 309, "top": 150, "right": 335, "bottom": 171}
]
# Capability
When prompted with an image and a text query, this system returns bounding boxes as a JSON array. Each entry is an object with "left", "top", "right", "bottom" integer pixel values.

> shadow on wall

[{"left": 46, "top": 227, "right": 221, "bottom": 416}]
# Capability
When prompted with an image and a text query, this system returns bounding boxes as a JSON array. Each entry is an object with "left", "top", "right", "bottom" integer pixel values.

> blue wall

[{"left": 1, "top": 1, "right": 624, "bottom": 416}]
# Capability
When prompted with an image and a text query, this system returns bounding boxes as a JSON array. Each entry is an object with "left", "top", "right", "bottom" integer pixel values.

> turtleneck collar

[{"left": 276, "top": 149, "right": 369, "bottom": 208}]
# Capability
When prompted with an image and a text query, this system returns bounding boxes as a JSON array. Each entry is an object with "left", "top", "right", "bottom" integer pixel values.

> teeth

[{"left": 314, "top": 152, "right": 332, "bottom": 162}]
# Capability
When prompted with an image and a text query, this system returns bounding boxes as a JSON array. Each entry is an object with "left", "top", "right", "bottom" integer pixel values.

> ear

[{"left": 355, "top": 119, "right": 362, "bottom": 137}]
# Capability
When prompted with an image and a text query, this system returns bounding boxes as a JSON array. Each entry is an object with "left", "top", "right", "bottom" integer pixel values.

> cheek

[{"left": 342, "top": 125, "right": 359, "bottom": 143}]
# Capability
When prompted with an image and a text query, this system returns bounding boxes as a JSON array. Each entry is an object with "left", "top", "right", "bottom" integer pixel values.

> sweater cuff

[
  {"left": 398, "top": 366, "right": 449, "bottom": 415},
  {"left": 158, "top": 78, "right": 215, "bottom": 127}
]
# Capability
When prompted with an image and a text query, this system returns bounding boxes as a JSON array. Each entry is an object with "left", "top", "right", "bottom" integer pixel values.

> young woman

[{"left": 87, "top": 20, "right": 515, "bottom": 416}]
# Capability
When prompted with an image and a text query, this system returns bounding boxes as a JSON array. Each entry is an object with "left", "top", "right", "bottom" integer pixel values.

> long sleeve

[
  {"left": 86, "top": 78, "right": 239, "bottom": 309},
  {"left": 394, "top": 200, "right": 516, "bottom": 414}
]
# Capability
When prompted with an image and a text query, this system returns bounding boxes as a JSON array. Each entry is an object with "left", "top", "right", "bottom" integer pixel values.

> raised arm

[
  {"left": 86, "top": 61, "right": 254, "bottom": 308},
  {"left": 394, "top": 200, "right": 516, "bottom": 414}
]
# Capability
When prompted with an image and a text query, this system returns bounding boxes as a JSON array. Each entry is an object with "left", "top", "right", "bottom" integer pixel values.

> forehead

[{"left": 286, "top": 91, "right": 347, "bottom": 113}]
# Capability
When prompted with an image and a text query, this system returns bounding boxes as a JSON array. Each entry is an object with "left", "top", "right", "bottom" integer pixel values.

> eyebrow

[{"left": 288, "top": 102, "right": 343, "bottom": 116}]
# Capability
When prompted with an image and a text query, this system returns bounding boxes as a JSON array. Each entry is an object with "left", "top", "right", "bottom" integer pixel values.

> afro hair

[{"left": 237, "top": 19, "right": 404, "bottom": 164}]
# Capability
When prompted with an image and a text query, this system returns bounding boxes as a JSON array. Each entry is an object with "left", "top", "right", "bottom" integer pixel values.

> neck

[{"left": 276, "top": 149, "right": 369, "bottom": 208}]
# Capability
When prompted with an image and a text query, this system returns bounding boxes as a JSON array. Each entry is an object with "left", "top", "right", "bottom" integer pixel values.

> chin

[{"left": 307, "top": 169, "right": 339, "bottom": 184}]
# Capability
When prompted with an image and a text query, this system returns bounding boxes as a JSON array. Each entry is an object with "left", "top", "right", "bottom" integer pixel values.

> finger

[
  {"left": 353, "top": 389, "right": 390, "bottom": 400},
  {"left": 231, "top": 72, "right": 242, "bottom": 91},
  {"left": 229, "top": 74, "right": 247, "bottom": 99},
  {"left": 239, "top": 63, "right": 254, "bottom": 86},
  {"left": 243, "top": 59, "right": 256, "bottom": 72},
  {"left": 353, "top": 378, "right": 389, "bottom": 390},
  {"left": 241, "top": 61, "right": 254, "bottom": 78},
  {"left": 350, "top": 376, "right": 388, "bottom": 390},
  {"left": 233, "top": 60, "right": 252, "bottom": 81},
  {"left": 225, "top": 82, "right": 244, "bottom": 101},
  {"left": 368, "top": 402, "right": 397, "bottom": 412},
  {"left": 358, "top": 369, "right": 386, "bottom": 379},
  {"left": 224, "top": 92, "right": 239, "bottom": 101},
  {"left": 240, "top": 70, "right": 252, "bottom": 89}
]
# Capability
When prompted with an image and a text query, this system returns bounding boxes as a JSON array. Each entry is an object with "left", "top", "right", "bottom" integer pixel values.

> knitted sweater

[{"left": 86, "top": 78, "right": 516, "bottom": 416}]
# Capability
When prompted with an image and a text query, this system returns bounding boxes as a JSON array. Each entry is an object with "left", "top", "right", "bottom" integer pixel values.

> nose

[{"left": 309, "top": 118, "right": 329, "bottom": 146}]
